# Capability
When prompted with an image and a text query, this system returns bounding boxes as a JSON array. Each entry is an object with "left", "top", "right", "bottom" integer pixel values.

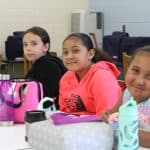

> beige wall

[{"left": 0, "top": 0, "right": 89, "bottom": 58}]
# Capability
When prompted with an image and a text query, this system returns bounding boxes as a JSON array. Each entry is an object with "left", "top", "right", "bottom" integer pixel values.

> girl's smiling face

[
  {"left": 62, "top": 37, "right": 94, "bottom": 80},
  {"left": 125, "top": 52, "right": 150, "bottom": 102}
]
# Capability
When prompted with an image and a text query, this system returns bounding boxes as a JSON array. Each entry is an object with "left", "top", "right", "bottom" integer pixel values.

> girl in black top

[{"left": 23, "top": 26, "right": 66, "bottom": 109}]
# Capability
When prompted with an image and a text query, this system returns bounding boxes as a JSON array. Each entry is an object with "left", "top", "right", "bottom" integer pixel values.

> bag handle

[
  {"left": 13, "top": 81, "right": 42, "bottom": 108},
  {"left": 13, "top": 84, "right": 26, "bottom": 108}
]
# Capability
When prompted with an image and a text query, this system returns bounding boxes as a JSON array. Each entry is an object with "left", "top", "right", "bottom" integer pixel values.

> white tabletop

[{"left": 0, "top": 124, "right": 32, "bottom": 150}]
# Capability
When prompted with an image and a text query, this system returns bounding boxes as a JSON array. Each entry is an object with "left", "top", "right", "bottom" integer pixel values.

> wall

[
  {"left": 90, "top": 0, "right": 150, "bottom": 36},
  {"left": 0, "top": 0, "right": 88, "bottom": 58}
]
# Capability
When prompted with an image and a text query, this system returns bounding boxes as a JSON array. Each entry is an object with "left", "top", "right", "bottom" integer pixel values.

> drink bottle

[
  {"left": 25, "top": 110, "right": 46, "bottom": 142},
  {"left": 0, "top": 74, "right": 14, "bottom": 126},
  {"left": 118, "top": 97, "right": 139, "bottom": 150}
]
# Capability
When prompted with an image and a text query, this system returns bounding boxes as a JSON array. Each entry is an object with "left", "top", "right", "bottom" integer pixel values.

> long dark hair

[{"left": 63, "top": 33, "right": 112, "bottom": 63}]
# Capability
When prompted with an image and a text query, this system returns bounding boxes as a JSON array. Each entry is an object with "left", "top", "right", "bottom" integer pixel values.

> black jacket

[{"left": 26, "top": 54, "right": 66, "bottom": 108}]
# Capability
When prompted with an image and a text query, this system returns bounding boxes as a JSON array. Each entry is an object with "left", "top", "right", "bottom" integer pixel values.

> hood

[{"left": 90, "top": 61, "right": 120, "bottom": 77}]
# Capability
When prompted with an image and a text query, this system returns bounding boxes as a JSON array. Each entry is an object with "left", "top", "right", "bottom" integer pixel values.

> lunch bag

[{"left": 11, "top": 79, "right": 43, "bottom": 123}]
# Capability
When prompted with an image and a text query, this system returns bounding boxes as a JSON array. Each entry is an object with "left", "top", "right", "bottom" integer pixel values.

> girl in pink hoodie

[{"left": 59, "top": 33, "right": 121, "bottom": 116}]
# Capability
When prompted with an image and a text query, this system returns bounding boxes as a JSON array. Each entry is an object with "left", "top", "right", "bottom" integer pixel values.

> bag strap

[
  {"left": 13, "top": 81, "right": 42, "bottom": 108},
  {"left": 13, "top": 84, "right": 26, "bottom": 108},
  {"left": 37, "top": 81, "right": 42, "bottom": 101}
]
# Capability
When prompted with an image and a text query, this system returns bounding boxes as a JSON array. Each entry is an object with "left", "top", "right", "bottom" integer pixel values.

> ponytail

[{"left": 92, "top": 48, "right": 112, "bottom": 63}]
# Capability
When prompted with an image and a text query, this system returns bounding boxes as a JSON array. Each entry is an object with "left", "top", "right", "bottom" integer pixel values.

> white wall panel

[{"left": 90, "top": 0, "right": 150, "bottom": 36}]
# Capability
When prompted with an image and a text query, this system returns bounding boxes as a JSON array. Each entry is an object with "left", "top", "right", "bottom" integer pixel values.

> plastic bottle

[
  {"left": 0, "top": 74, "right": 14, "bottom": 126},
  {"left": 118, "top": 97, "right": 139, "bottom": 150},
  {"left": 24, "top": 110, "right": 46, "bottom": 142}
]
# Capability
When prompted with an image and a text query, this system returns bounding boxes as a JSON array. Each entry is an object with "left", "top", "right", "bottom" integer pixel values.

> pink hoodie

[{"left": 59, "top": 61, "right": 121, "bottom": 115}]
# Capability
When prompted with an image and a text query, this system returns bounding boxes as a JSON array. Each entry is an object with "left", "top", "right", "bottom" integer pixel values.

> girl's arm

[
  {"left": 108, "top": 92, "right": 123, "bottom": 113},
  {"left": 139, "top": 130, "right": 150, "bottom": 148},
  {"left": 91, "top": 69, "right": 123, "bottom": 121},
  {"left": 101, "top": 93, "right": 123, "bottom": 122}
]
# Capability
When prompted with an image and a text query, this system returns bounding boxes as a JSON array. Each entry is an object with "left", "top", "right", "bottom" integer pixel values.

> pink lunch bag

[{"left": 11, "top": 79, "right": 43, "bottom": 123}]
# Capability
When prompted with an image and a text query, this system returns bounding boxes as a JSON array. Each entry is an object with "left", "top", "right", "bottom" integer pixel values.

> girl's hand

[
  {"left": 101, "top": 109, "right": 112, "bottom": 123},
  {"left": 109, "top": 112, "right": 119, "bottom": 123}
]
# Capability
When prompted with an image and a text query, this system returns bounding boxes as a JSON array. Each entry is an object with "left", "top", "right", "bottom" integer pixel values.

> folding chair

[{"left": 122, "top": 52, "right": 131, "bottom": 75}]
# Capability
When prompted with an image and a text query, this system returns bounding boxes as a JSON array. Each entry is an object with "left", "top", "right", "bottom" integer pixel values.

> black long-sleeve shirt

[{"left": 26, "top": 54, "right": 66, "bottom": 105}]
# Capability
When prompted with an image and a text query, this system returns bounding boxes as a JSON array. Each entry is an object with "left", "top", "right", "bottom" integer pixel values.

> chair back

[{"left": 122, "top": 52, "right": 131, "bottom": 75}]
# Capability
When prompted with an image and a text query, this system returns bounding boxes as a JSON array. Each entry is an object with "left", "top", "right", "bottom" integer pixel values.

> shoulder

[
  {"left": 35, "top": 55, "right": 61, "bottom": 68},
  {"left": 90, "top": 61, "right": 120, "bottom": 80},
  {"left": 61, "top": 71, "right": 74, "bottom": 79}
]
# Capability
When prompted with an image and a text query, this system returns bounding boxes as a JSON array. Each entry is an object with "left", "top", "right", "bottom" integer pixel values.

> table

[
  {"left": 28, "top": 118, "right": 149, "bottom": 150},
  {"left": 0, "top": 123, "right": 148, "bottom": 150},
  {"left": 0, "top": 124, "right": 32, "bottom": 150}
]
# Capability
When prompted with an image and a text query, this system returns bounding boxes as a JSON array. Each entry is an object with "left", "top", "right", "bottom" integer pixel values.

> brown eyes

[
  {"left": 62, "top": 49, "right": 80, "bottom": 56},
  {"left": 145, "top": 74, "right": 150, "bottom": 80},
  {"left": 23, "top": 43, "right": 27, "bottom": 47},
  {"left": 130, "top": 68, "right": 150, "bottom": 80},
  {"left": 131, "top": 68, "right": 139, "bottom": 73},
  {"left": 23, "top": 42, "right": 37, "bottom": 47},
  {"left": 62, "top": 51, "right": 68, "bottom": 56}
]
